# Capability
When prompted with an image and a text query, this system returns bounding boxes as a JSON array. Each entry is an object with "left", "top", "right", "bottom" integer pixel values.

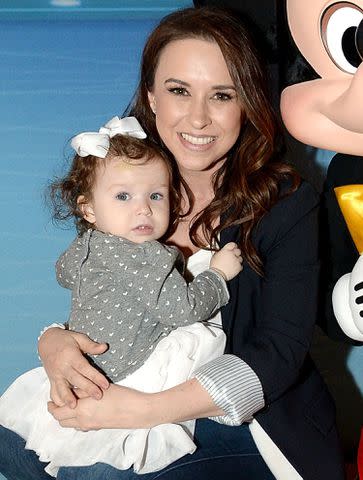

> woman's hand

[
  {"left": 48, "top": 384, "right": 154, "bottom": 431},
  {"left": 48, "top": 378, "right": 224, "bottom": 431},
  {"left": 38, "top": 327, "right": 109, "bottom": 408}
]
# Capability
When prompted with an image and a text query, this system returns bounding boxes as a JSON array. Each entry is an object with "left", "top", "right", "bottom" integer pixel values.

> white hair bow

[{"left": 71, "top": 116, "right": 147, "bottom": 158}]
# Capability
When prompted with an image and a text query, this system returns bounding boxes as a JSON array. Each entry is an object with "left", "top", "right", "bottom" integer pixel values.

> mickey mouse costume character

[
  {"left": 280, "top": 0, "right": 363, "bottom": 343},
  {"left": 280, "top": 1, "right": 363, "bottom": 476}
]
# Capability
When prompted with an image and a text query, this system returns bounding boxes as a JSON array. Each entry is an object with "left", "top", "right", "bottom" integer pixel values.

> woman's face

[{"left": 148, "top": 38, "right": 243, "bottom": 176}]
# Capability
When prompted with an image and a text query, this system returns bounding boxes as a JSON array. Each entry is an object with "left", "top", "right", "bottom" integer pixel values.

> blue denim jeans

[{"left": 0, "top": 420, "right": 275, "bottom": 479}]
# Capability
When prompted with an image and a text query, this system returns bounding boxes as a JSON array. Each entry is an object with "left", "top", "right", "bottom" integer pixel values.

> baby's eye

[
  {"left": 116, "top": 192, "right": 130, "bottom": 201},
  {"left": 150, "top": 192, "right": 163, "bottom": 201},
  {"left": 168, "top": 87, "right": 189, "bottom": 96},
  {"left": 213, "top": 92, "right": 234, "bottom": 102}
]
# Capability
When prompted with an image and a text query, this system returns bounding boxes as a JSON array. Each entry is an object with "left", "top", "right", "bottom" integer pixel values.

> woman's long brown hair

[{"left": 127, "top": 7, "right": 300, "bottom": 275}]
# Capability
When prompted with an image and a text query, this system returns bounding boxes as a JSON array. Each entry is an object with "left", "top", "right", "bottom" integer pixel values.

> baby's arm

[
  {"left": 209, "top": 242, "right": 243, "bottom": 281},
  {"left": 152, "top": 243, "right": 242, "bottom": 327},
  {"left": 55, "top": 235, "right": 84, "bottom": 289}
]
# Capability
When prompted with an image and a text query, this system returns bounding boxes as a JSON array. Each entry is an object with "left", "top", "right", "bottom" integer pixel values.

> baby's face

[{"left": 82, "top": 156, "right": 170, "bottom": 243}]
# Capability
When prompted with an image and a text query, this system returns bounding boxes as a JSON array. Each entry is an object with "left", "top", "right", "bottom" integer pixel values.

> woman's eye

[
  {"left": 150, "top": 192, "right": 163, "bottom": 201},
  {"left": 116, "top": 192, "right": 130, "bottom": 201},
  {"left": 321, "top": 3, "right": 363, "bottom": 74},
  {"left": 213, "top": 92, "right": 233, "bottom": 102},
  {"left": 168, "top": 87, "right": 188, "bottom": 96}
]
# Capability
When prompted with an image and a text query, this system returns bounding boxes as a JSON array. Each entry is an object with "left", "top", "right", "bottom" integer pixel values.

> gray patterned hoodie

[{"left": 56, "top": 229, "right": 229, "bottom": 381}]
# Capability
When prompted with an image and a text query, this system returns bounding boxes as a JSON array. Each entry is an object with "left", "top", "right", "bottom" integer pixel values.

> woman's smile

[{"left": 178, "top": 132, "right": 217, "bottom": 150}]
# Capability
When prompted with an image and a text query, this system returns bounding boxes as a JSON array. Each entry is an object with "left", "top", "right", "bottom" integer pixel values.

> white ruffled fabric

[{"left": 0, "top": 322, "right": 225, "bottom": 477}]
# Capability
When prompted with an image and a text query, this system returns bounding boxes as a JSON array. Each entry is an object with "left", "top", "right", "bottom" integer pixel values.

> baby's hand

[{"left": 210, "top": 242, "right": 243, "bottom": 281}]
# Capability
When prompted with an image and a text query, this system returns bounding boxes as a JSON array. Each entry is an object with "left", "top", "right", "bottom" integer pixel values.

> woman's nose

[{"left": 188, "top": 98, "right": 212, "bottom": 129}]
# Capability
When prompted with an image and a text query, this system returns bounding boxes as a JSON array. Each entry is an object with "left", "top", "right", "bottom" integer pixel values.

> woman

[{"left": 0, "top": 7, "right": 344, "bottom": 480}]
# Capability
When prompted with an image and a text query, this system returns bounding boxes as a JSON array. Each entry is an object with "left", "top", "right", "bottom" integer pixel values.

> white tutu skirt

[{"left": 0, "top": 323, "right": 225, "bottom": 477}]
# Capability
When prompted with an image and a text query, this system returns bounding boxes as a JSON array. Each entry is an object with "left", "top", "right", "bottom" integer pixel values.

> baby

[{"left": 0, "top": 116, "right": 242, "bottom": 476}]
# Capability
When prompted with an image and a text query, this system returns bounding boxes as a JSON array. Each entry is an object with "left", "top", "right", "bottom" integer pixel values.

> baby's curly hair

[{"left": 49, "top": 134, "right": 181, "bottom": 237}]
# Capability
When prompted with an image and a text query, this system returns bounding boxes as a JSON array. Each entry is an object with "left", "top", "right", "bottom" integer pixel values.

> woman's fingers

[
  {"left": 49, "top": 361, "right": 107, "bottom": 407},
  {"left": 66, "top": 331, "right": 110, "bottom": 392},
  {"left": 48, "top": 384, "right": 151, "bottom": 431},
  {"left": 48, "top": 359, "right": 106, "bottom": 406},
  {"left": 48, "top": 399, "right": 97, "bottom": 431},
  {"left": 52, "top": 378, "right": 78, "bottom": 408},
  {"left": 69, "top": 331, "right": 108, "bottom": 357},
  {"left": 72, "top": 388, "right": 90, "bottom": 399},
  {"left": 48, "top": 401, "right": 74, "bottom": 421},
  {"left": 49, "top": 381, "right": 67, "bottom": 407},
  {"left": 39, "top": 328, "right": 110, "bottom": 405},
  {"left": 47, "top": 402, "right": 83, "bottom": 429},
  {"left": 64, "top": 367, "right": 105, "bottom": 401},
  {"left": 71, "top": 357, "right": 109, "bottom": 391}
]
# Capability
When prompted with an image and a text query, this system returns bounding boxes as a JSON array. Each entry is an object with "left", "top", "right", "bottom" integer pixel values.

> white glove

[{"left": 332, "top": 254, "right": 363, "bottom": 341}]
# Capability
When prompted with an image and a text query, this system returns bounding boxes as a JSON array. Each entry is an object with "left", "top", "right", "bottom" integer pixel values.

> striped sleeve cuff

[{"left": 194, "top": 354, "right": 265, "bottom": 426}]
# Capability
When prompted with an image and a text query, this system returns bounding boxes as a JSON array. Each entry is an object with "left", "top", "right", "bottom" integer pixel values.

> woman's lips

[{"left": 178, "top": 132, "right": 217, "bottom": 151}]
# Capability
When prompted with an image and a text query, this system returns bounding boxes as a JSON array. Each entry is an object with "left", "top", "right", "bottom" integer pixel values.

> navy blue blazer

[{"left": 220, "top": 180, "right": 344, "bottom": 480}]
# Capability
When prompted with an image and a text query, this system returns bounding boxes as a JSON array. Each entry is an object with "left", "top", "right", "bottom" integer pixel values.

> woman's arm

[
  {"left": 47, "top": 353, "right": 264, "bottom": 430},
  {"left": 48, "top": 376, "right": 224, "bottom": 431},
  {"left": 38, "top": 327, "right": 109, "bottom": 407}
]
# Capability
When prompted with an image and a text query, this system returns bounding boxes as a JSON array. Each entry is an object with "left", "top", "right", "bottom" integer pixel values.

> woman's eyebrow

[
  {"left": 212, "top": 85, "right": 236, "bottom": 91},
  {"left": 164, "top": 78, "right": 236, "bottom": 91},
  {"left": 164, "top": 78, "right": 189, "bottom": 86}
]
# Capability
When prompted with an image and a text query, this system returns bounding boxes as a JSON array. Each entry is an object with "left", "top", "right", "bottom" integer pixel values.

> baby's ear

[{"left": 77, "top": 195, "right": 96, "bottom": 224}]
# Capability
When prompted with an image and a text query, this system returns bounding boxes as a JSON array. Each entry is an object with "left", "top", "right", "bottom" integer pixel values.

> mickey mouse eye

[{"left": 321, "top": 2, "right": 363, "bottom": 74}]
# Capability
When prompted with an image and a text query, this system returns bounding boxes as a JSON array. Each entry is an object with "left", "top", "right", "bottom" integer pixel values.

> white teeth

[{"left": 181, "top": 133, "right": 216, "bottom": 145}]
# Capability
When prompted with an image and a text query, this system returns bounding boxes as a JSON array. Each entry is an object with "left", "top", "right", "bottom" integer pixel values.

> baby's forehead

[
  {"left": 106, "top": 154, "right": 165, "bottom": 169},
  {"left": 107, "top": 156, "right": 139, "bottom": 171},
  {"left": 95, "top": 153, "right": 170, "bottom": 187}
]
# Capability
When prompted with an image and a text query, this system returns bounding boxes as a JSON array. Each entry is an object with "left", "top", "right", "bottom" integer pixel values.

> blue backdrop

[
  {"left": 0, "top": 4, "right": 192, "bottom": 479},
  {"left": 0, "top": 1, "right": 191, "bottom": 399}
]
